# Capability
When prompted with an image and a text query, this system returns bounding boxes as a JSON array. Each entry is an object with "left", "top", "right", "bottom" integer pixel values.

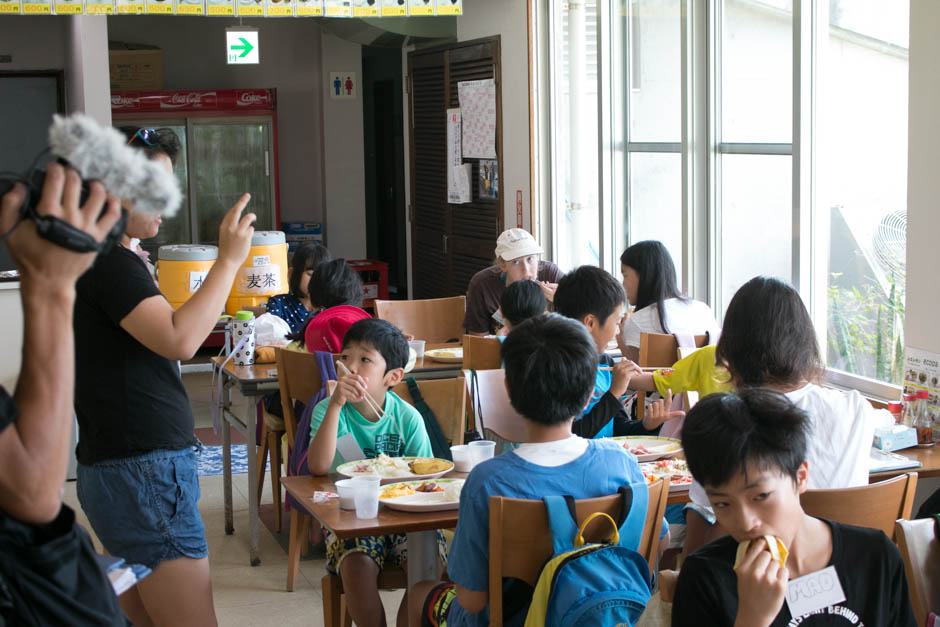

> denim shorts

[{"left": 77, "top": 446, "right": 208, "bottom": 570}]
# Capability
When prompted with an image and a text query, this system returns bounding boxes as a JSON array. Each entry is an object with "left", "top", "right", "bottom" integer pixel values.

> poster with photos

[
  {"left": 206, "top": 0, "right": 234, "bottom": 16},
  {"left": 380, "top": 0, "right": 403, "bottom": 16},
  {"left": 265, "top": 0, "right": 293, "bottom": 17},
  {"left": 478, "top": 160, "right": 498, "bottom": 200},
  {"left": 434, "top": 0, "right": 459, "bottom": 14},
  {"left": 407, "top": 0, "right": 432, "bottom": 15},
  {"left": 116, "top": 0, "right": 145, "bottom": 12},
  {"left": 295, "top": 0, "right": 322, "bottom": 15},
  {"left": 144, "top": 0, "right": 173, "bottom": 14},
  {"left": 175, "top": 0, "right": 203, "bottom": 14},
  {"left": 351, "top": 0, "right": 376, "bottom": 16},
  {"left": 22, "top": 0, "right": 52, "bottom": 13},
  {"left": 903, "top": 345, "right": 940, "bottom": 419},
  {"left": 323, "top": 0, "right": 349, "bottom": 15}
]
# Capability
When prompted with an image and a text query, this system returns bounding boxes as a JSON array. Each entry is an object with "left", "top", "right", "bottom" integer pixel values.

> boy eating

[
  {"left": 307, "top": 318, "right": 434, "bottom": 627},
  {"left": 410, "top": 314, "right": 663, "bottom": 626},
  {"left": 672, "top": 389, "right": 916, "bottom": 626}
]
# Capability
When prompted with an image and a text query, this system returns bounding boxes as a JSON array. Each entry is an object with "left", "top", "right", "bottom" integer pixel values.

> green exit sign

[{"left": 226, "top": 28, "right": 259, "bottom": 65}]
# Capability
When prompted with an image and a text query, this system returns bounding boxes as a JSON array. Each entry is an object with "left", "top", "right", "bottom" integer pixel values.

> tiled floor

[{"left": 61, "top": 365, "right": 671, "bottom": 626}]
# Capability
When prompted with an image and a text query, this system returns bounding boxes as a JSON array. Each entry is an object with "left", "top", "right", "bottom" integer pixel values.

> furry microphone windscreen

[{"left": 47, "top": 114, "right": 182, "bottom": 217}]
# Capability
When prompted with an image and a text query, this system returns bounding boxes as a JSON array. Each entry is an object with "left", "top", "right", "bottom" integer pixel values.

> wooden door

[{"left": 408, "top": 37, "right": 504, "bottom": 298}]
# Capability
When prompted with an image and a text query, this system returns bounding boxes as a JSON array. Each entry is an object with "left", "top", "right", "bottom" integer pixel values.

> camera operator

[{"left": 0, "top": 164, "right": 127, "bottom": 625}]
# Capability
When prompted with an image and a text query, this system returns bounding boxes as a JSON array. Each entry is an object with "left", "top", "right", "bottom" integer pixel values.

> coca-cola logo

[
  {"left": 160, "top": 91, "right": 217, "bottom": 108},
  {"left": 111, "top": 94, "right": 139, "bottom": 108},
  {"left": 236, "top": 92, "right": 267, "bottom": 106}
]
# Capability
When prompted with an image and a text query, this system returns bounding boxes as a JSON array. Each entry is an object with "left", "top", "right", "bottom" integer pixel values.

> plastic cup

[
  {"left": 450, "top": 445, "right": 474, "bottom": 472},
  {"left": 334, "top": 479, "right": 357, "bottom": 510},
  {"left": 408, "top": 340, "right": 426, "bottom": 358},
  {"left": 352, "top": 476, "right": 381, "bottom": 519},
  {"left": 469, "top": 440, "right": 496, "bottom": 465}
]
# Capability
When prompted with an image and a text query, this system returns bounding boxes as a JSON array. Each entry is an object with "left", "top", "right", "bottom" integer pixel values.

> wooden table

[
  {"left": 411, "top": 342, "right": 465, "bottom": 378},
  {"left": 212, "top": 356, "right": 279, "bottom": 566},
  {"left": 281, "top": 472, "right": 465, "bottom": 624}
]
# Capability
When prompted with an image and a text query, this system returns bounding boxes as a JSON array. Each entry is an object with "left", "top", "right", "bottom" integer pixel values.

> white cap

[{"left": 494, "top": 228, "right": 543, "bottom": 261}]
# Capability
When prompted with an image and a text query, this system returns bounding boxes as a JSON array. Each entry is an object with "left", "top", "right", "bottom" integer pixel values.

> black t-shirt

[
  {"left": 74, "top": 246, "right": 196, "bottom": 464},
  {"left": 0, "top": 387, "right": 128, "bottom": 626},
  {"left": 672, "top": 519, "right": 917, "bottom": 627}
]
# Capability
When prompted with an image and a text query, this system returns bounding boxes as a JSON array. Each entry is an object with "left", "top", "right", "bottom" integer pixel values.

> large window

[{"left": 536, "top": 0, "right": 909, "bottom": 392}]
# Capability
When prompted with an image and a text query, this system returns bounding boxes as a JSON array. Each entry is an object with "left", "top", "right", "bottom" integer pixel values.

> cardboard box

[
  {"left": 109, "top": 42, "right": 163, "bottom": 90},
  {"left": 873, "top": 425, "right": 918, "bottom": 452}
]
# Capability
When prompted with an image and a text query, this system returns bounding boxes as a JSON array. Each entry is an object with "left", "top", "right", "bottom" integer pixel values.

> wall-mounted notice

[
  {"left": 265, "top": 0, "right": 292, "bottom": 17},
  {"left": 206, "top": 0, "right": 234, "bottom": 16},
  {"left": 144, "top": 0, "right": 172, "bottom": 14},
  {"left": 53, "top": 0, "right": 83, "bottom": 12},
  {"left": 446, "top": 108, "right": 471, "bottom": 204},
  {"left": 84, "top": 0, "right": 113, "bottom": 12},
  {"left": 22, "top": 0, "right": 51, "bottom": 13},
  {"left": 175, "top": 0, "right": 203, "bottom": 14},
  {"left": 294, "top": 0, "right": 321, "bottom": 14},
  {"left": 380, "top": 0, "right": 403, "bottom": 16},
  {"left": 351, "top": 0, "right": 376, "bottom": 16},
  {"left": 407, "top": 0, "right": 432, "bottom": 15},
  {"left": 116, "top": 0, "right": 144, "bottom": 12},
  {"left": 904, "top": 345, "right": 940, "bottom": 420},
  {"left": 236, "top": 0, "right": 261, "bottom": 15},
  {"left": 458, "top": 78, "right": 497, "bottom": 159},
  {"left": 323, "top": 0, "right": 349, "bottom": 16},
  {"left": 329, "top": 71, "right": 357, "bottom": 99},
  {"left": 434, "top": 0, "right": 459, "bottom": 14}
]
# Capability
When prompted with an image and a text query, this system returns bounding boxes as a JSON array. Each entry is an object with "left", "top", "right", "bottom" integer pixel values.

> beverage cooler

[{"left": 111, "top": 88, "right": 280, "bottom": 256}]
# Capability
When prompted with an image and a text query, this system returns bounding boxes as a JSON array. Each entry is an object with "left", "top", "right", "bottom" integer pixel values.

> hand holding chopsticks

[{"left": 335, "top": 359, "right": 385, "bottom": 420}]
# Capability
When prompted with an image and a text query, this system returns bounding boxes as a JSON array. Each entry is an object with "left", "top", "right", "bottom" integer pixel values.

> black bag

[
  {"left": 405, "top": 377, "right": 453, "bottom": 461},
  {"left": 0, "top": 505, "right": 128, "bottom": 626}
]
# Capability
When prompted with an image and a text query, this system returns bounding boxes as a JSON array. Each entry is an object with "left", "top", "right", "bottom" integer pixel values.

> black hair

[
  {"left": 681, "top": 388, "right": 809, "bottom": 489},
  {"left": 342, "top": 318, "right": 409, "bottom": 373},
  {"left": 119, "top": 126, "right": 182, "bottom": 165},
  {"left": 500, "top": 279, "right": 547, "bottom": 328},
  {"left": 553, "top": 265, "right": 626, "bottom": 325},
  {"left": 288, "top": 242, "right": 331, "bottom": 299},
  {"left": 619, "top": 240, "right": 685, "bottom": 334},
  {"left": 715, "top": 276, "right": 823, "bottom": 388},
  {"left": 307, "top": 258, "right": 363, "bottom": 310},
  {"left": 501, "top": 313, "right": 599, "bottom": 425}
]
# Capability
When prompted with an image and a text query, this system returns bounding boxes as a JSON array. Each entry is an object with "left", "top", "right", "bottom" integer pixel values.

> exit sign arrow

[{"left": 231, "top": 37, "right": 254, "bottom": 59}]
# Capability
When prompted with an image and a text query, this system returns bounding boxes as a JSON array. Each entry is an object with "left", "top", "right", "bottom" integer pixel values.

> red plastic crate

[{"left": 347, "top": 259, "right": 389, "bottom": 309}]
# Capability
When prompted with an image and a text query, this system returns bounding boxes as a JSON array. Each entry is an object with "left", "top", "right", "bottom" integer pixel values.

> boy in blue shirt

[
  {"left": 409, "top": 313, "right": 664, "bottom": 626},
  {"left": 554, "top": 265, "right": 682, "bottom": 438},
  {"left": 308, "top": 318, "right": 434, "bottom": 627}
]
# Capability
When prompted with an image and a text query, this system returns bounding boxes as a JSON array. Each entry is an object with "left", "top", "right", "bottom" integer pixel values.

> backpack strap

[
  {"left": 617, "top": 482, "right": 649, "bottom": 551},
  {"left": 544, "top": 495, "right": 580, "bottom": 555}
]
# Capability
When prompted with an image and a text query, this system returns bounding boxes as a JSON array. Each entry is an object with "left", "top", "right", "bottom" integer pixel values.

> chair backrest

[
  {"left": 800, "top": 472, "right": 918, "bottom": 541},
  {"left": 463, "top": 334, "right": 502, "bottom": 370},
  {"left": 462, "top": 368, "right": 528, "bottom": 443},
  {"left": 895, "top": 517, "right": 940, "bottom": 625},
  {"left": 374, "top": 296, "right": 467, "bottom": 343},
  {"left": 391, "top": 377, "right": 467, "bottom": 447},
  {"left": 636, "top": 332, "right": 708, "bottom": 420},
  {"left": 487, "top": 479, "right": 669, "bottom": 626},
  {"left": 276, "top": 347, "right": 324, "bottom": 448}
]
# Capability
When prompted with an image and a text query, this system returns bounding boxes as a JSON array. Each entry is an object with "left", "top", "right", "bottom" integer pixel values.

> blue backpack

[{"left": 523, "top": 483, "right": 653, "bottom": 627}]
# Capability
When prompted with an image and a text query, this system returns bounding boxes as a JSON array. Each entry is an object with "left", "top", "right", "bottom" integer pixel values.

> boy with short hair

[
  {"left": 673, "top": 389, "right": 917, "bottom": 626},
  {"left": 307, "top": 318, "right": 434, "bottom": 627},
  {"left": 410, "top": 314, "right": 662, "bottom": 626},
  {"left": 553, "top": 265, "right": 681, "bottom": 438}
]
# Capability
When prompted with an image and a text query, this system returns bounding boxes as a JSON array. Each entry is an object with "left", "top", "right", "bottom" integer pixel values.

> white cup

[
  {"left": 450, "top": 445, "right": 474, "bottom": 472},
  {"left": 468, "top": 440, "right": 496, "bottom": 465},
  {"left": 408, "top": 339, "right": 426, "bottom": 358},
  {"left": 334, "top": 479, "right": 357, "bottom": 510},
  {"left": 352, "top": 476, "right": 381, "bottom": 519}
]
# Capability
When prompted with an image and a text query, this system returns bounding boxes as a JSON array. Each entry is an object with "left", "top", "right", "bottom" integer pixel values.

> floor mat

[{"left": 196, "top": 444, "right": 268, "bottom": 477}]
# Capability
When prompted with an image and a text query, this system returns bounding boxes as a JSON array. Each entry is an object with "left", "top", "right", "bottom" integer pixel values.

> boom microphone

[{"left": 0, "top": 113, "right": 182, "bottom": 255}]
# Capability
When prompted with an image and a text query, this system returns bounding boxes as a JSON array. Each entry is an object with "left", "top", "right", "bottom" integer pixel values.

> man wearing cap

[{"left": 464, "top": 228, "right": 564, "bottom": 335}]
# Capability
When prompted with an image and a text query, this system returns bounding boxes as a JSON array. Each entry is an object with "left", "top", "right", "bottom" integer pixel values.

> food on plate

[
  {"left": 624, "top": 443, "right": 653, "bottom": 456},
  {"left": 733, "top": 535, "right": 789, "bottom": 571},
  {"left": 415, "top": 482, "right": 443, "bottom": 493},
  {"left": 639, "top": 458, "right": 692, "bottom": 489},
  {"left": 442, "top": 481, "right": 463, "bottom": 502},
  {"left": 380, "top": 484, "right": 415, "bottom": 499},
  {"left": 351, "top": 454, "right": 412, "bottom": 478},
  {"left": 409, "top": 459, "right": 451, "bottom": 475}
]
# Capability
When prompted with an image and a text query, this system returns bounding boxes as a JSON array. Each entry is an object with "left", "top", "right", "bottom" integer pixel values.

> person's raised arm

[
  {"left": 0, "top": 166, "right": 121, "bottom": 523},
  {"left": 120, "top": 194, "right": 255, "bottom": 360}
]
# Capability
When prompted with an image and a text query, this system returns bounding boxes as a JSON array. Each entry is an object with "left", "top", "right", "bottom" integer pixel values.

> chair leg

[
  {"left": 255, "top": 422, "right": 270, "bottom": 506},
  {"left": 287, "top": 509, "right": 306, "bottom": 592},
  {"left": 270, "top": 431, "right": 282, "bottom": 532},
  {"left": 340, "top": 596, "right": 353, "bottom": 627},
  {"left": 322, "top": 574, "right": 343, "bottom": 627}
]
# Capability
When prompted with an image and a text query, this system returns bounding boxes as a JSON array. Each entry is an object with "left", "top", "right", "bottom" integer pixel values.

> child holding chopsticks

[{"left": 306, "top": 318, "right": 435, "bottom": 627}]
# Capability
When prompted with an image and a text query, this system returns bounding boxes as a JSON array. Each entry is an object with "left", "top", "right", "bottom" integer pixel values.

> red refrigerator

[{"left": 111, "top": 88, "right": 281, "bottom": 255}]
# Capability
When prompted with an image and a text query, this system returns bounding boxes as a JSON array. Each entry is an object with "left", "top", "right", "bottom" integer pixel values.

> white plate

[
  {"left": 424, "top": 347, "right": 464, "bottom": 363},
  {"left": 379, "top": 479, "right": 465, "bottom": 512},
  {"left": 608, "top": 436, "right": 683, "bottom": 462},
  {"left": 640, "top": 459, "right": 693, "bottom": 493},
  {"left": 335, "top": 457, "right": 455, "bottom": 485}
]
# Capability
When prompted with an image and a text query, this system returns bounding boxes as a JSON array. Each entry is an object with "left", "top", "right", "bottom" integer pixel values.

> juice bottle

[{"left": 913, "top": 390, "right": 934, "bottom": 447}]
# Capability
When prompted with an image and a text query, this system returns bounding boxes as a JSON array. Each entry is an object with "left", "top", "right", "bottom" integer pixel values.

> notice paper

[
  {"left": 446, "top": 109, "right": 471, "bottom": 204},
  {"left": 458, "top": 78, "right": 497, "bottom": 159}
]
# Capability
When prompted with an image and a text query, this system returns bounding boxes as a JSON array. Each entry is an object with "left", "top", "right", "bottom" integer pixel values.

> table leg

[
  {"left": 222, "top": 381, "right": 234, "bottom": 536},
  {"left": 245, "top": 399, "right": 261, "bottom": 566},
  {"left": 407, "top": 530, "right": 440, "bottom": 627}
]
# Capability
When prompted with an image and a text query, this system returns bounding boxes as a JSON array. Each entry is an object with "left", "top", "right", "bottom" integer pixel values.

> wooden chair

[
  {"left": 636, "top": 332, "right": 707, "bottom": 421},
  {"left": 255, "top": 407, "right": 286, "bottom": 532},
  {"left": 461, "top": 368, "right": 528, "bottom": 444},
  {"left": 391, "top": 376, "right": 467, "bottom": 447},
  {"left": 462, "top": 334, "right": 502, "bottom": 370},
  {"left": 374, "top": 296, "right": 466, "bottom": 343},
  {"left": 488, "top": 479, "right": 670, "bottom": 625},
  {"left": 895, "top": 517, "right": 940, "bottom": 625},
  {"left": 800, "top": 472, "right": 918, "bottom": 541}
]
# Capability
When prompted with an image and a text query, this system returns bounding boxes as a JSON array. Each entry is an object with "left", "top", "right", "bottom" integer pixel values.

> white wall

[
  {"left": 107, "top": 16, "right": 324, "bottom": 224},
  {"left": 456, "top": 0, "right": 530, "bottom": 232},
  {"left": 0, "top": 16, "right": 67, "bottom": 70},
  {"left": 906, "top": 0, "right": 940, "bottom": 355},
  {"left": 319, "top": 32, "right": 366, "bottom": 258}
]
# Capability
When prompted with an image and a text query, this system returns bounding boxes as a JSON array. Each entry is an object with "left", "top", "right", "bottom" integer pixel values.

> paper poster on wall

[
  {"left": 380, "top": 0, "right": 403, "bottom": 15},
  {"left": 144, "top": 0, "right": 172, "bottom": 14},
  {"left": 351, "top": 0, "right": 376, "bottom": 16},
  {"left": 434, "top": 0, "right": 459, "bottom": 14},
  {"left": 265, "top": 0, "right": 292, "bottom": 17},
  {"left": 329, "top": 72, "right": 357, "bottom": 99},
  {"left": 236, "top": 0, "right": 261, "bottom": 14},
  {"left": 84, "top": 0, "right": 113, "bottom": 12},
  {"left": 478, "top": 159, "right": 498, "bottom": 200},
  {"left": 407, "top": 0, "right": 432, "bottom": 15},
  {"left": 446, "top": 108, "right": 471, "bottom": 204},
  {"left": 0, "top": 0, "right": 21, "bottom": 12},
  {"left": 903, "top": 346, "right": 940, "bottom": 420},
  {"left": 323, "top": 0, "right": 350, "bottom": 16},
  {"left": 22, "top": 0, "right": 51, "bottom": 13},
  {"left": 458, "top": 78, "right": 497, "bottom": 159},
  {"left": 206, "top": 0, "right": 233, "bottom": 15},
  {"left": 53, "top": 0, "right": 83, "bottom": 13},
  {"left": 175, "top": 0, "right": 203, "bottom": 14},
  {"left": 295, "top": 0, "right": 322, "bottom": 15},
  {"left": 116, "top": 0, "right": 144, "bottom": 13}
]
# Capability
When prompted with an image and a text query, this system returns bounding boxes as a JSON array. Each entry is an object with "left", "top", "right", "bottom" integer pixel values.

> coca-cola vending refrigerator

[{"left": 111, "top": 88, "right": 280, "bottom": 254}]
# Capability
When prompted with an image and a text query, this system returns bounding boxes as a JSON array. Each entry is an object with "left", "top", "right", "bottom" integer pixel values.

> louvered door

[{"left": 408, "top": 37, "right": 503, "bottom": 298}]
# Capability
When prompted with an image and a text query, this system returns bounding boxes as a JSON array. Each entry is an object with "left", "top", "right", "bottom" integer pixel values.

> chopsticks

[
  {"left": 598, "top": 366, "right": 664, "bottom": 373},
  {"left": 335, "top": 360, "right": 385, "bottom": 420}
]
